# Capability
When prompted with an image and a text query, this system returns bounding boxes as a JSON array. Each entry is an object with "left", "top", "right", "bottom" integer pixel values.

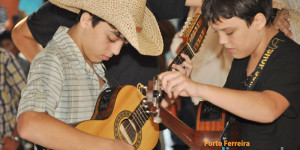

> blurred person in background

[
  {"left": 0, "top": 30, "right": 30, "bottom": 77},
  {"left": 0, "top": 6, "right": 27, "bottom": 150}
]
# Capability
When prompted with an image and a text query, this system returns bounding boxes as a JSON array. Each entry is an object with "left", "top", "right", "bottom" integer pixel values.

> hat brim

[{"left": 49, "top": 0, "right": 163, "bottom": 56}]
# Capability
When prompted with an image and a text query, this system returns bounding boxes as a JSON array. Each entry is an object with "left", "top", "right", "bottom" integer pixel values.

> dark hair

[
  {"left": 78, "top": 10, "right": 104, "bottom": 27},
  {"left": 201, "top": 0, "right": 273, "bottom": 26},
  {"left": 77, "top": 10, "right": 119, "bottom": 31},
  {"left": 0, "top": 30, "right": 11, "bottom": 42},
  {"left": 77, "top": 10, "right": 125, "bottom": 42}
]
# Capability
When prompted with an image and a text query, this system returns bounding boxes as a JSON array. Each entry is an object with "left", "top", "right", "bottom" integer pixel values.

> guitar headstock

[
  {"left": 167, "top": 13, "right": 208, "bottom": 71},
  {"left": 181, "top": 13, "right": 208, "bottom": 53},
  {"left": 145, "top": 77, "right": 163, "bottom": 123},
  {"left": 180, "top": 14, "right": 200, "bottom": 42}
]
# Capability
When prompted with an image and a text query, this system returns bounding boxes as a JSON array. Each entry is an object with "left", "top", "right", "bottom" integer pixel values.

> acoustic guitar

[
  {"left": 75, "top": 85, "right": 159, "bottom": 150},
  {"left": 35, "top": 85, "right": 159, "bottom": 150}
]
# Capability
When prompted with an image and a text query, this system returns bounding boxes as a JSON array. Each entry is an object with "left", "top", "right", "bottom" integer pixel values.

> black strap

[
  {"left": 102, "top": 65, "right": 120, "bottom": 87},
  {"left": 244, "top": 50, "right": 274, "bottom": 90}
]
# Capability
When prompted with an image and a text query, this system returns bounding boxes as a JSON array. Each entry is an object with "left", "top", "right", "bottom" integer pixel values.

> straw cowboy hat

[{"left": 49, "top": 0, "right": 163, "bottom": 56}]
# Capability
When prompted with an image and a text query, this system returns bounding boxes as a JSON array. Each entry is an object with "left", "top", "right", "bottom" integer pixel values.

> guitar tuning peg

[
  {"left": 178, "top": 32, "right": 183, "bottom": 37},
  {"left": 153, "top": 116, "right": 162, "bottom": 123},
  {"left": 179, "top": 27, "right": 187, "bottom": 37},
  {"left": 152, "top": 109, "right": 161, "bottom": 123},
  {"left": 143, "top": 104, "right": 149, "bottom": 109}
]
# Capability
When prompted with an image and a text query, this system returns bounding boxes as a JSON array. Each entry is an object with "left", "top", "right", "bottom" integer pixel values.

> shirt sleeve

[
  {"left": 17, "top": 51, "right": 64, "bottom": 118},
  {"left": 263, "top": 46, "right": 300, "bottom": 118},
  {"left": 0, "top": 51, "right": 7, "bottom": 91}
]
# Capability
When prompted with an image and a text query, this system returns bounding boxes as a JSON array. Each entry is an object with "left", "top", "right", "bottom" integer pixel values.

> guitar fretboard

[
  {"left": 129, "top": 101, "right": 150, "bottom": 132},
  {"left": 167, "top": 44, "right": 194, "bottom": 71}
]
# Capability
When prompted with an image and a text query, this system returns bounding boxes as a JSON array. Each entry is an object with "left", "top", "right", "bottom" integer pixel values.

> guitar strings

[
  {"left": 170, "top": 46, "right": 194, "bottom": 69},
  {"left": 122, "top": 101, "right": 151, "bottom": 140},
  {"left": 172, "top": 21, "right": 205, "bottom": 67},
  {"left": 190, "top": 22, "right": 205, "bottom": 52},
  {"left": 169, "top": 22, "right": 206, "bottom": 69}
]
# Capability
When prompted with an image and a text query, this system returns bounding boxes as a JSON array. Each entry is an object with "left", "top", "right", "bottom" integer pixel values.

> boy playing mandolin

[
  {"left": 159, "top": 0, "right": 300, "bottom": 149},
  {"left": 16, "top": 0, "right": 193, "bottom": 149}
]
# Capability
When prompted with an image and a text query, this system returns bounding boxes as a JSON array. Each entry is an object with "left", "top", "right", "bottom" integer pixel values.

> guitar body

[
  {"left": 75, "top": 85, "right": 159, "bottom": 150},
  {"left": 152, "top": 95, "right": 241, "bottom": 150},
  {"left": 195, "top": 101, "right": 241, "bottom": 149},
  {"left": 196, "top": 101, "right": 226, "bottom": 132}
]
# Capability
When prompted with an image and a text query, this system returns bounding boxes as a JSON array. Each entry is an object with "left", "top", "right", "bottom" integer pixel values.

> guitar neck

[
  {"left": 160, "top": 107, "right": 199, "bottom": 148},
  {"left": 167, "top": 13, "right": 208, "bottom": 71},
  {"left": 167, "top": 44, "right": 194, "bottom": 71},
  {"left": 160, "top": 107, "right": 221, "bottom": 149}
]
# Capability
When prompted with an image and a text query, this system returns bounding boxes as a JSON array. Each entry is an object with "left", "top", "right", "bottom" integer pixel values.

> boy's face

[
  {"left": 210, "top": 16, "right": 262, "bottom": 59},
  {"left": 80, "top": 14, "right": 126, "bottom": 64}
]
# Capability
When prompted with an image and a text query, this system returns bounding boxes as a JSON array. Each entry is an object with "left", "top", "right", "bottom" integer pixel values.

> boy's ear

[
  {"left": 79, "top": 12, "right": 92, "bottom": 28},
  {"left": 253, "top": 13, "right": 266, "bottom": 30}
]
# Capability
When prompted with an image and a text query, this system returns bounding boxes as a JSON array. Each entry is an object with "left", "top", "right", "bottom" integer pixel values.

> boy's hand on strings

[{"left": 168, "top": 53, "right": 193, "bottom": 77}]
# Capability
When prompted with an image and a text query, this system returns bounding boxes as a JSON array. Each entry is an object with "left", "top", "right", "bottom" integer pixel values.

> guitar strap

[
  {"left": 102, "top": 64, "right": 120, "bottom": 87},
  {"left": 220, "top": 36, "right": 284, "bottom": 142}
]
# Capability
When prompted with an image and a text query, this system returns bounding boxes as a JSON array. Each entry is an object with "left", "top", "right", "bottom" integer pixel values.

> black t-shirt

[
  {"left": 224, "top": 31, "right": 300, "bottom": 150},
  {"left": 27, "top": 1, "right": 188, "bottom": 86}
]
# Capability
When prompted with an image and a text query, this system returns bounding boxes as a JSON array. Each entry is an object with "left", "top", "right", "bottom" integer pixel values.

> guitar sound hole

[{"left": 119, "top": 119, "right": 137, "bottom": 144}]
